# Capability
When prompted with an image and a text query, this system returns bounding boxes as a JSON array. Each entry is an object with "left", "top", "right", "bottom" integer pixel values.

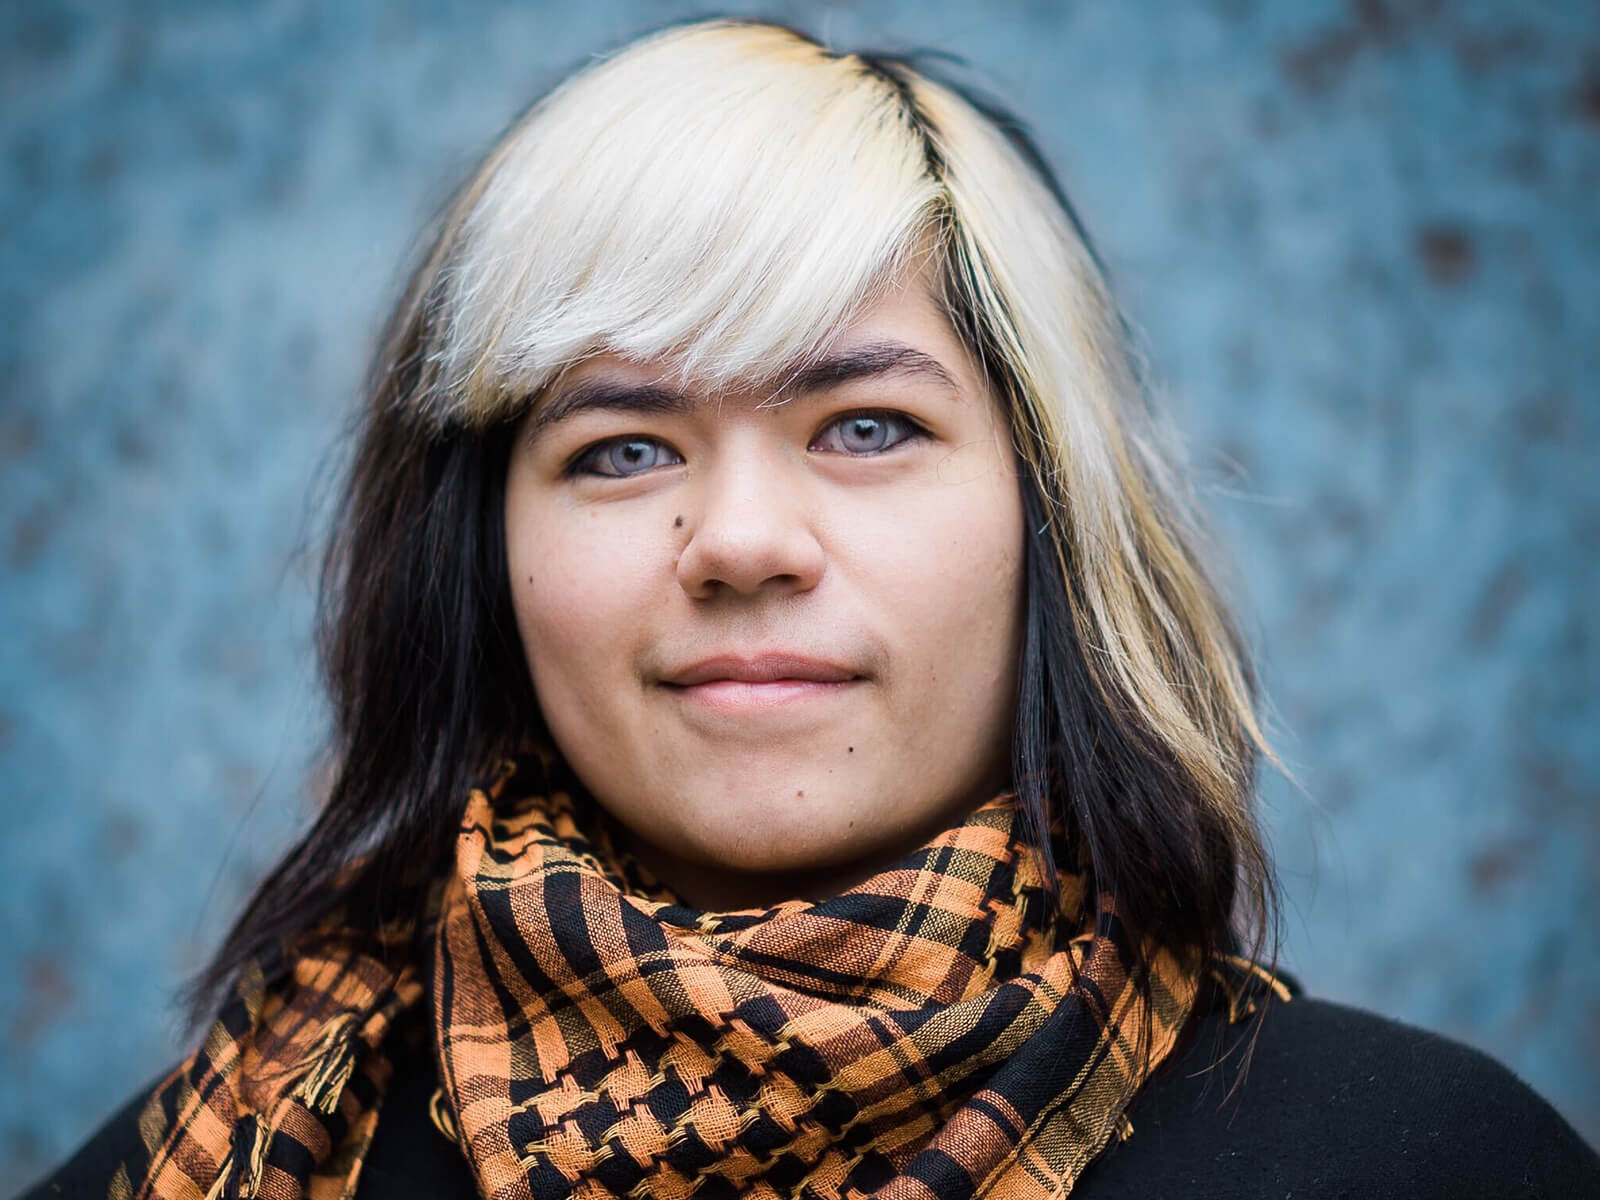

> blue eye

[
  {"left": 573, "top": 437, "right": 683, "bottom": 478},
  {"left": 811, "top": 411, "right": 923, "bottom": 455}
]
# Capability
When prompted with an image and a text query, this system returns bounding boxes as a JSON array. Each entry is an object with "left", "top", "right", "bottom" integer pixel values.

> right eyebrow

[{"left": 527, "top": 379, "right": 697, "bottom": 435}]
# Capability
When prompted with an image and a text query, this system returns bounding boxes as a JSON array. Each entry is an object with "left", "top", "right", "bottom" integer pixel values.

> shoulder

[
  {"left": 15, "top": 1041, "right": 474, "bottom": 1200},
  {"left": 1078, "top": 986, "right": 1600, "bottom": 1200},
  {"left": 15, "top": 1073, "right": 162, "bottom": 1200}
]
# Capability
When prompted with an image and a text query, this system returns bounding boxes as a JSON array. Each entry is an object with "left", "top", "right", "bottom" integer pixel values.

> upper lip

[{"left": 662, "top": 653, "right": 861, "bottom": 687}]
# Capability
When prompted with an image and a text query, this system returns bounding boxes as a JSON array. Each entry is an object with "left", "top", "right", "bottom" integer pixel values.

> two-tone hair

[{"left": 187, "top": 20, "right": 1279, "bottom": 1070}]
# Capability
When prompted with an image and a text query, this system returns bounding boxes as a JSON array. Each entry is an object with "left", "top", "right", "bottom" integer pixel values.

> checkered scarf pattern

[{"left": 108, "top": 753, "right": 1199, "bottom": 1199}]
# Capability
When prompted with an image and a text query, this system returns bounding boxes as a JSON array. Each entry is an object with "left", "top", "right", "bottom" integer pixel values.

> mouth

[{"left": 659, "top": 653, "right": 864, "bottom": 713}]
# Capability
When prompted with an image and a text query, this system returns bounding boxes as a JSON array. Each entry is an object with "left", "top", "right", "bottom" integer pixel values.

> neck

[{"left": 611, "top": 804, "right": 992, "bottom": 912}]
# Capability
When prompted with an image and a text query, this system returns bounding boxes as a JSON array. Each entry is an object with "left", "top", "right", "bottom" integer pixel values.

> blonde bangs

[{"left": 424, "top": 22, "right": 943, "bottom": 424}]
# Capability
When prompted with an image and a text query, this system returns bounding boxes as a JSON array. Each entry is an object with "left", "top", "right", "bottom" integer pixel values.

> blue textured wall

[{"left": 3, "top": 0, "right": 1596, "bottom": 1187}]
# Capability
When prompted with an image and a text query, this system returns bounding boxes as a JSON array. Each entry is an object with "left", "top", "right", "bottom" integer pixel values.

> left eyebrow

[
  {"left": 777, "top": 340, "right": 962, "bottom": 399},
  {"left": 528, "top": 339, "right": 961, "bottom": 434}
]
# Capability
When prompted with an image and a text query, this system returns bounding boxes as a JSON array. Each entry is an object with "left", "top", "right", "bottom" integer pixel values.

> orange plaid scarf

[{"left": 111, "top": 753, "right": 1201, "bottom": 1199}]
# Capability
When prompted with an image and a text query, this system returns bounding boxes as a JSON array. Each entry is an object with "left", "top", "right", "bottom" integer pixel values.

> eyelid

[
  {"left": 809, "top": 409, "right": 928, "bottom": 454},
  {"left": 566, "top": 434, "right": 684, "bottom": 478}
]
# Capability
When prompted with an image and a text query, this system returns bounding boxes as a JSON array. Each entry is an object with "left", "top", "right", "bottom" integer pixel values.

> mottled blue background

[{"left": 3, "top": 0, "right": 1597, "bottom": 1188}]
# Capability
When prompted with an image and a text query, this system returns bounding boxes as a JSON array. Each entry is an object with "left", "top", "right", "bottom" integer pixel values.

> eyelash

[{"left": 566, "top": 410, "right": 927, "bottom": 479}]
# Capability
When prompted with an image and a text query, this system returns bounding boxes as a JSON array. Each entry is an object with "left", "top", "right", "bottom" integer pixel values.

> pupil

[{"left": 850, "top": 418, "right": 881, "bottom": 449}]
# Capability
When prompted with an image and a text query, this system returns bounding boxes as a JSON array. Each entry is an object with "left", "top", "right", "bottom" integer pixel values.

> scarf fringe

[
  {"left": 197, "top": 1015, "right": 362, "bottom": 1200},
  {"left": 291, "top": 1013, "right": 361, "bottom": 1114},
  {"left": 1208, "top": 954, "right": 1293, "bottom": 1024},
  {"left": 202, "top": 1114, "right": 267, "bottom": 1200},
  {"left": 427, "top": 1084, "right": 461, "bottom": 1147}
]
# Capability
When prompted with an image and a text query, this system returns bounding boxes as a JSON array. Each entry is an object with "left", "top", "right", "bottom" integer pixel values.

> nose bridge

[{"left": 677, "top": 432, "right": 822, "bottom": 597}]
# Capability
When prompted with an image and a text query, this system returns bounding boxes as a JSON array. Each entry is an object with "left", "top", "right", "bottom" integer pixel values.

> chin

[{"left": 667, "top": 792, "right": 889, "bottom": 876}]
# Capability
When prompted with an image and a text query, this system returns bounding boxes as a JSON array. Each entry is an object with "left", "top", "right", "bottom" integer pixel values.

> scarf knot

[{"left": 427, "top": 755, "right": 1195, "bottom": 1199}]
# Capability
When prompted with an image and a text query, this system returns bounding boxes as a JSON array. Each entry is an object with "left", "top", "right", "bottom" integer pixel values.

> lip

[
  {"left": 662, "top": 653, "right": 862, "bottom": 687},
  {"left": 659, "top": 653, "right": 864, "bottom": 714}
]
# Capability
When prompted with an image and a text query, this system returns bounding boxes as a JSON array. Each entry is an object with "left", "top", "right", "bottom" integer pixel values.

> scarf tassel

[
  {"left": 427, "top": 1084, "right": 462, "bottom": 1147},
  {"left": 289, "top": 1013, "right": 362, "bottom": 1115},
  {"left": 199, "top": 1016, "right": 362, "bottom": 1200},
  {"left": 1208, "top": 954, "right": 1292, "bottom": 1024},
  {"left": 203, "top": 1114, "right": 267, "bottom": 1200}
]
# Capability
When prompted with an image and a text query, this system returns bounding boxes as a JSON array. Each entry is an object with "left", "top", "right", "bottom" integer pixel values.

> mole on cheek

[{"left": 674, "top": 515, "right": 684, "bottom": 528}]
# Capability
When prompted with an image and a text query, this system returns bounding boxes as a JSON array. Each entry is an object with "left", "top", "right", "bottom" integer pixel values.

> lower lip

[{"left": 665, "top": 679, "right": 858, "bottom": 713}]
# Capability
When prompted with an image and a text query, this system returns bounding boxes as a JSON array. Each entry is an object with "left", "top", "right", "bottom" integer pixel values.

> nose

[{"left": 675, "top": 450, "right": 825, "bottom": 600}]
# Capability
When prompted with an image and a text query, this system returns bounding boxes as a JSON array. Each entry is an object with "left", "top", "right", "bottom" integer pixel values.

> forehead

[{"left": 547, "top": 263, "right": 976, "bottom": 402}]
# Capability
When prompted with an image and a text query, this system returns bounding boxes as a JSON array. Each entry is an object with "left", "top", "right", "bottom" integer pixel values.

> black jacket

[{"left": 20, "top": 984, "right": 1599, "bottom": 1199}]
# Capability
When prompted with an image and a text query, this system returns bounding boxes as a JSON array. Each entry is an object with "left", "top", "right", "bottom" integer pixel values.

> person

[{"left": 19, "top": 18, "right": 1597, "bottom": 1200}]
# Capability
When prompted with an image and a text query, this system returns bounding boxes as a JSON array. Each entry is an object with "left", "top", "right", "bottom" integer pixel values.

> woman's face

[{"left": 504, "top": 267, "right": 1027, "bottom": 906}]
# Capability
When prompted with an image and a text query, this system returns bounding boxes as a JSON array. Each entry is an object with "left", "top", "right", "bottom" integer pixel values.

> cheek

[
  {"left": 505, "top": 498, "right": 670, "bottom": 701},
  {"left": 846, "top": 448, "right": 1026, "bottom": 683}
]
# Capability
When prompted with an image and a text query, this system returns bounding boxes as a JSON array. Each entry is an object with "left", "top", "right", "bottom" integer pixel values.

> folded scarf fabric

[{"left": 110, "top": 752, "right": 1203, "bottom": 1200}]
